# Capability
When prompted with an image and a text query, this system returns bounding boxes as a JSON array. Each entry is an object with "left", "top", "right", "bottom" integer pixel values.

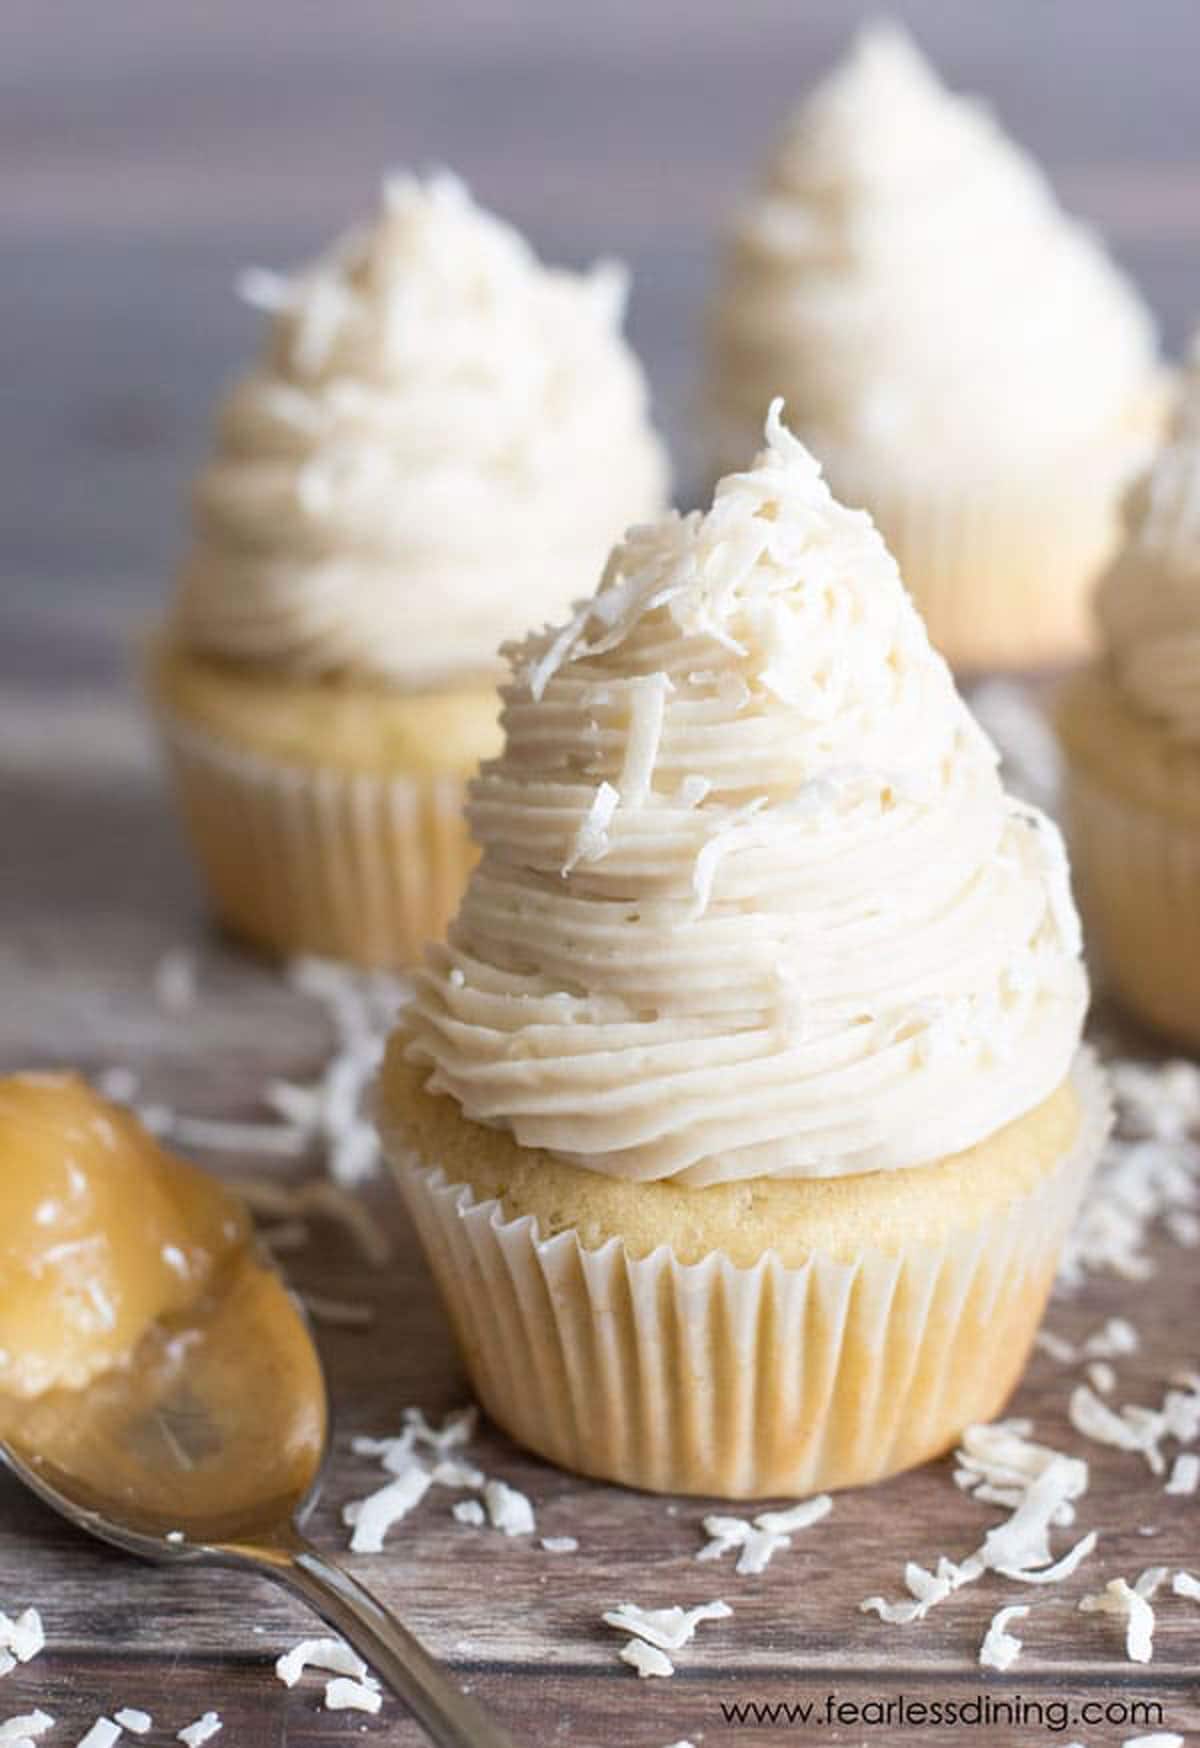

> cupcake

[
  {"left": 152, "top": 173, "right": 668, "bottom": 967},
  {"left": 704, "top": 24, "right": 1162, "bottom": 672},
  {"left": 1059, "top": 340, "right": 1200, "bottom": 1047},
  {"left": 380, "top": 405, "right": 1104, "bottom": 1500}
]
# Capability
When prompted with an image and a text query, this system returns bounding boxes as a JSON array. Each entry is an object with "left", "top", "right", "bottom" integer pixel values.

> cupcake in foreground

[
  {"left": 1059, "top": 340, "right": 1200, "bottom": 1047},
  {"left": 151, "top": 172, "right": 668, "bottom": 967},
  {"left": 380, "top": 405, "right": 1105, "bottom": 1499},
  {"left": 704, "top": 24, "right": 1162, "bottom": 671}
]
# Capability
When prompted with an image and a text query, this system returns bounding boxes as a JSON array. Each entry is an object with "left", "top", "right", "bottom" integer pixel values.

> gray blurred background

[{"left": 6, "top": 0, "right": 1199, "bottom": 688}]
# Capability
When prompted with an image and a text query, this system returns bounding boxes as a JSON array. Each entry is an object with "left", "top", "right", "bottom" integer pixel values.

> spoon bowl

[{"left": 1, "top": 1248, "right": 516, "bottom": 1748}]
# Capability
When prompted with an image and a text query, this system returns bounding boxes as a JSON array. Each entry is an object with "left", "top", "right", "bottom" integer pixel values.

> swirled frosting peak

[
  {"left": 707, "top": 22, "right": 1157, "bottom": 467},
  {"left": 172, "top": 172, "right": 668, "bottom": 685},
  {"left": 1097, "top": 339, "right": 1200, "bottom": 739},
  {"left": 406, "top": 405, "right": 1088, "bottom": 1185}
]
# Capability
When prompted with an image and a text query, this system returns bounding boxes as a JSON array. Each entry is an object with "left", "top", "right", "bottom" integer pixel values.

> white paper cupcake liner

[
  {"left": 819, "top": 450, "right": 1139, "bottom": 674},
  {"left": 1065, "top": 761, "right": 1200, "bottom": 1049},
  {"left": 158, "top": 715, "right": 476, "bottom": 968},
  {"left": 386, "top": 1049, "right": 1109, "bottom": 1499}
]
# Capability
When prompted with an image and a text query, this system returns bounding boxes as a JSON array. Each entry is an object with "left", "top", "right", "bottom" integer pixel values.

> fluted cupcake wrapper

[
  {"left": 157, "top": 714, "right": 476, "bottom": 969},
  {"left": 386, "top": 1049, "right": 1109, "bottom": 1500},
  {"left": 815, "top": 450, "right": 1140, "bottom": 675},
  {"left": 1065, "top": 761, "right": 1200, "bottom": 1050}
]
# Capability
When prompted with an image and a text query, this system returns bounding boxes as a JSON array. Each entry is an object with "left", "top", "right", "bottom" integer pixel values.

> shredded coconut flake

[
  {"left": 76, "top": 1722, "right": 121, "bottom": 1748},
  {"left": 697, "top": 1495, "right": 831, "bottom": 1574},
  {"left": 0, "top": 1611, "right": 43, "bottom": 1666},
  {"left": 619, "top": 1639, "right": 673, "bottom": 1678},
  {"left": 1084, "top": 1316, "right": 1140, "bottom": 1358},
  {"left": 1172, "top": 1570, "right": 1200, "bottom": 1601},
  {"left": 1079, "top": 1577, "right": 1156, "bottom": 1663},
  {"left": 617, "top": 674, "right": 673, "bottom": 807},
  {"left": 603, "top": 1600, "right": 731, "bottom": 1653},
  {"left": 1069, "top": 1373, "right": 1200, "bottom": 1476},
  {"left": 323, "top": 1678, "right": 382, "bottom": 1715},
  {"left": 1166, "top": 1452, "right": 1200, "bottom": 1496},
  {"left": 483, "top": 1480, "right": 535, "bottom": 1537},
  {"left": 344, "top": 1464, "right": 433, "bottom": 1553},
  {"left": 1087, "top": 1359, "right": 1117, "bottom": 1394},
  {"left": 113, "top": 1714, "right": 151, "bottom": 1737},
  {"left": 564, "top": 781, "right": 620, "bottom": 873},
  {"left": 865, "top": 1421, "right": 1091, "bottom": 1625},
  {"left": 432, "top": 1458, "right": 485, "bottom": 1489},
  {"left": 275, "top": 1637, "right": 368, "bottom": 1689},
  {"left": 176, "top": 1717, "right": 222, "bottom": 1748},
  {"left": 1034, "top": 1330, "right": 1078, "bottom": 1364},
  {"left": 0, "top": 1713, "right": 54, "bottom": 1745},
  {"left": 540, "top": 1536, "right": 579, "bottom": 1554},
  {"left": 453, "top": 1500, "right": 486, "bottom": 1527},
  {"left": 979, "top": 1603, "right": 1029, "bottom": 1672},
  {"left": 1060, "top": 1061, "right": 1200, "bottom": 1289},
  {"left": 994, "top": 1530, "right": 1097, "bottom": 1586}
]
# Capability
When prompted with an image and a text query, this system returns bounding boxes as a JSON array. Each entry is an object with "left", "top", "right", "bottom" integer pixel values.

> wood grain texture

[
  {"left": 1, "top": 699, "right": 1199, "bottom": 1744},
  {"left": 4, "top": 4, "right": 1200, "bottom": 1739}
]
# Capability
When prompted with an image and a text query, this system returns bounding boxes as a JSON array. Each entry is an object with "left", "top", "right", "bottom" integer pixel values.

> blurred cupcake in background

[
  {"left": 705, "top": 23, "right": 1163, "bottom": 671},
  {"left": 151, "top": 172, "right": 668, "bottom": 967},
  {"left": 1059, "top": 338, "right": 1200, "bottom": 1047}
]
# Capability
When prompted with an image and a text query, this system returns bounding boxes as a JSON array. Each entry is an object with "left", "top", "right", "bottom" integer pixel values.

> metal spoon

[{"left": 0, "top": 1250, "right": 517, "bottom": 1748}]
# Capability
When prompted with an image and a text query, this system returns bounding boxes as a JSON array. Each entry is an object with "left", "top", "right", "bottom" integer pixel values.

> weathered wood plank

[{"left": 2, "top": 718, "right": 1199, "bottom": 1745}]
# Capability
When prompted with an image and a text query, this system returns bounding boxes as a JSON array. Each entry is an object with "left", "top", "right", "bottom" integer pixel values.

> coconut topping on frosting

[
  {"left": 406, "top": 405, "right": 1087, "bottom": 1185},
  {"left": 172, "top": 172, "right": 668, "bottom": 686},
  {"left": 707, "top": 23, "right": 1157, "bottom": 471},
  {"left": 1096, "top": 338, "right": 1200, "bottom": 740}
]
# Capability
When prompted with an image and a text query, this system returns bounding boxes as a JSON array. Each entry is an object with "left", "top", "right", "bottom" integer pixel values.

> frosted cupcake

[
  {"left": 705, "top": 25, "right": 1161, "bottom": 671},
  {"left": 1059, "top": 340, "right": 1200, "bottom": 1046},
  {"left": 381, "top": 405, "right": 1105, "bottom": 1499},
  {"left": 152, "top": 173, "right": 668, "bottom": 967}
]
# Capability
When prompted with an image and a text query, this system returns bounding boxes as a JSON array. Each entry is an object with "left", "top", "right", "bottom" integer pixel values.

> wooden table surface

[
  {"left": 2, "top": 696, "right": 1199, "bottom": 1745},
  {"left": 4, "top": 4, "right": 1200, "bottom": 1743}
]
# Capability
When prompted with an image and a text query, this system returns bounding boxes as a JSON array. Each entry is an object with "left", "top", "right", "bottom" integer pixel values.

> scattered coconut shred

[
  {"left": 979, "top": 1603, "right": 1030, "bottom": 1672},
  {"left": 1058, "top": 1058, "right": 1200, "bottom": 1288},
  {"left": 176, "top": 1714, "right": 222, "bottom": 1748},
  {"left": 697, "top": 1495, "right": 832, "bottom": 1575},
  {"left": 76, "top": 1720, "right": 122, "bottom": 1748},
  {"left": 861, "top": 1419, "right": 1097, "bottom": 1647},
  {"left": 0, "top": 1710, "right": 53, "bottom": 1744},
  {"left": 603, "top": 1601, "right": 732, "bottom": 1679},
  {"left": 1078, "top": 1568, "right": 1169, "bottom": 1664},
  {"left": 342, "top": 1406, "right": 543, "bottom": 1555},
  {"left": 0, "top": 1608, "right": 44, "bottom": 1676}
]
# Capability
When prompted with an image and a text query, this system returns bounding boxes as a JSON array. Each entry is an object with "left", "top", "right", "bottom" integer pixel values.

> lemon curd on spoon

[{"left": 0, "top": 1072, "right": 323, "bottom": 1531}]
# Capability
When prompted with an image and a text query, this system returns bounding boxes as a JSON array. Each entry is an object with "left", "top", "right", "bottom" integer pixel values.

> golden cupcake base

[
  {"left": 381, "top": 1046, "right": 1108, "bottom": 1499},
  {"left": 149, "top": 646, "right": 500, "bottom": 969}
]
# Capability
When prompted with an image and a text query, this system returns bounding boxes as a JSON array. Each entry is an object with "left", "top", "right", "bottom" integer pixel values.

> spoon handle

[{"left": 224, "top": 1536, "right": 521, "bottom": 1748}]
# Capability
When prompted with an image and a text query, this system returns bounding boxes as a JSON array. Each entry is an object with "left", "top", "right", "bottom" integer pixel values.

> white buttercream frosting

[
  {"left": 1097, "top": 341, "right": 1200, "bottom": 740},
  {"left": 406, "top": 406, "right": 1088, "bottom": 1186},
  {"left": 172, "top": 173, "right": 668, "bottom": 685},
  {"left": 707, "top": 23, "right": 1157, "bottom": 470}
]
